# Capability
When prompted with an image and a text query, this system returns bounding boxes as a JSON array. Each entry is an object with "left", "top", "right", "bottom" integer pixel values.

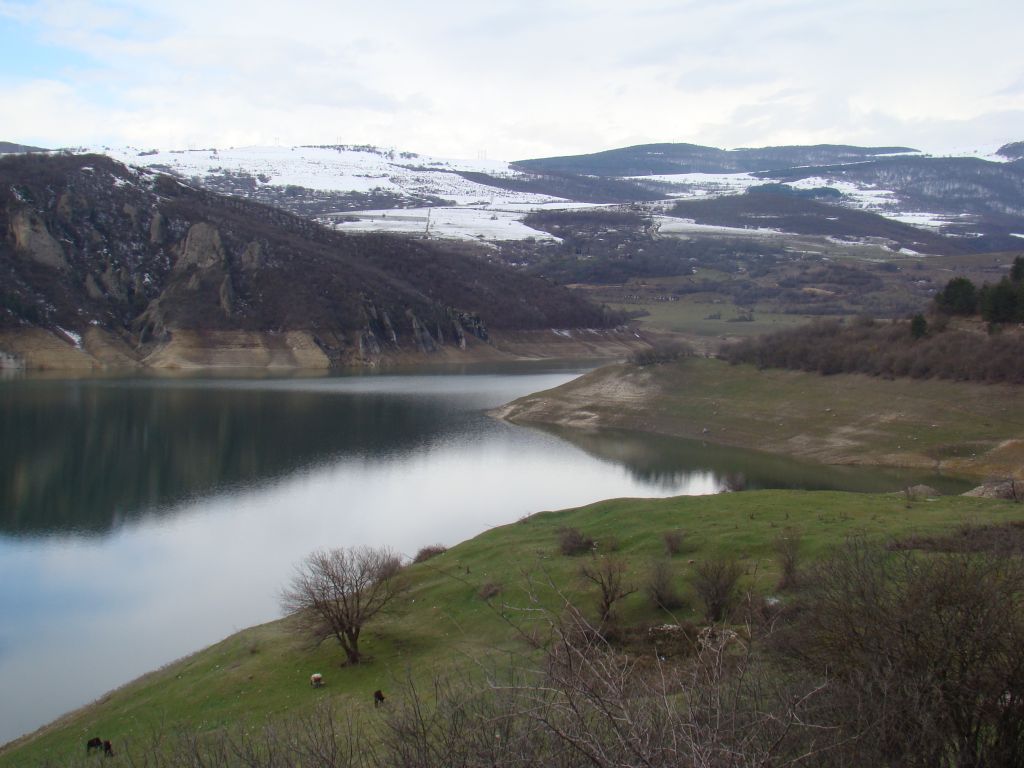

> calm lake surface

[{"left": 0, "top": 364, "right": 967, "bottom": 744}]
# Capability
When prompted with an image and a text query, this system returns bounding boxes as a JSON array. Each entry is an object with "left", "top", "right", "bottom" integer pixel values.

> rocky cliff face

[{"left": 0, "top": 154, "right": 622, "bottom": 368}]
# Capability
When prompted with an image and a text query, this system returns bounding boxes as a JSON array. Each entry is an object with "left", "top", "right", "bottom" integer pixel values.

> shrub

[
  {"left": 412, "top": 544, "right": 448, "bottom": 563},
  {"left": 777, "top": 540, "right": 1024, "bottom": 767},
  {"left": 629, "top": 340, "right": 695, "bottom": 367},
  {"left": 647, "top": 559, "right": 685, "bottom": 611},
  {"left": 558, "top": 527, "right": 595, "bottom": 556},
  {"left": 773, "top": 532, "right": 802, "bottom": 590},
  {"left": 580, "top": 556, "right": 637, "bottom": 624},
  {"left": 477, "top": 581, "right": 502, "bottom": 600},
  {"left": 693, "top": 558, "right": 743, "bottom": 622},
  {"left": 662, "top": 530, "right": 686, "bottom": 556}
]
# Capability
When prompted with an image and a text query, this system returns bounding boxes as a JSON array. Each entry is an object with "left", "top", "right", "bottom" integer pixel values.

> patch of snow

[
  {"left": 552, "top": 329, "right": 573, "bottom": 338},
  {"left": 886, "top": 212, "right": 950, "bottom": 228},
  {"left": 1011, "top": 233, "right": 1024, "bottom": 240},
  {"left": 329, "top": 205, "right": 561, "bottom": 242},
  {"left": 654, "top": 215, "right": 783, "bottom": 238},
  {"left": 627, "top": 171, "right": 764, "bottom": 199},
  {"left": 92, "top": 144, "right": 563, "bottom": 207},
  {"left": 921, "top": 142, "right": 1011, "bottom": 162}
]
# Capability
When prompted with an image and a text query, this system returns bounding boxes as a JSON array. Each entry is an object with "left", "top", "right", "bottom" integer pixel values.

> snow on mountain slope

[
  {"left": 86, "top": 144, "right": 574, "bottom": 241},
  {"left": 95, "top": 143, "right": 563, "bottom": 204},
  {"left": 628, "top": 171, "right": 955, "bottom": 230}
]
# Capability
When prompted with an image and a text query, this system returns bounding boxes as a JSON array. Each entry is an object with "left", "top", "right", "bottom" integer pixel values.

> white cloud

[{"left": 3, "top": 0, "right": 1023, "bottom": 157}]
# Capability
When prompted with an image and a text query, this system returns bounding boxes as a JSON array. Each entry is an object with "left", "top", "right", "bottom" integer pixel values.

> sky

[{"left": 1, "top": 0, "right": 1022, "bottom": 160}]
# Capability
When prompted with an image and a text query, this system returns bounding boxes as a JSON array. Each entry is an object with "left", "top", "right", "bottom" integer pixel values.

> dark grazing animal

[
  {"left": 86, "top": 738, "right": 114, "bottom": 756},
  {"left": 373, "top": 689, "right": 386, "bottom": 708}
]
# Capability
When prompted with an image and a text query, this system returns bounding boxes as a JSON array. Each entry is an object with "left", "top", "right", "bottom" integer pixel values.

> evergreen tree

[
  {"left": 910, "top": 313, "right": 927, "bottom": 339},
  {"left": 934, "top": 276, "right": 978, "bottom": 315}
]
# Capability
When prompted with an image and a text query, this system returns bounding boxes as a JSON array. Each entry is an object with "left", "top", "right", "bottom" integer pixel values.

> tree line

[
  {"left": 722, "top": 315, "right": 1024, "bottom": 384},
  {"left": 934, "top": 256, "right": 1024, "bottom": 324}
]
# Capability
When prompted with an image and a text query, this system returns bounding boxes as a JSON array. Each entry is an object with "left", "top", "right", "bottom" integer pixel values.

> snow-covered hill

[
  {"left": 81, "top": 140, "right": 1024, "bottom": 247},
  {"left": 87, "top": 143, "right": 575, "bottom": 242}
]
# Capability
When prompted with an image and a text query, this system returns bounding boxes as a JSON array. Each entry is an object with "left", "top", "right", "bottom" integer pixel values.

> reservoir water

[{"left": 0, "top": 364, "right": 966, "bottom": 744}]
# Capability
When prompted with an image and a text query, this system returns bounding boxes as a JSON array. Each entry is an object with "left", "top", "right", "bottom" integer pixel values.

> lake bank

[
  {"left": 4, "top": 488, "right": 1022, "bottom": 766},
  {"left": 0, "top": 326, "right": 652, "bottom": 373},
  {"left": 494, "top": 357, "right": 1024, "bottom": 481}
]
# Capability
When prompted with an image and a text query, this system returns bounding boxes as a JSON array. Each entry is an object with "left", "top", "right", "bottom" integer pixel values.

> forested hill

[{"left": 0, "top": 153, "right": 621, "bottom": 365}]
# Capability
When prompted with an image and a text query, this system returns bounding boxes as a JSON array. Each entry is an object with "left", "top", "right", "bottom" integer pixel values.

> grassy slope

[
  {"left": 4, "top": 489, "right": 1023, "bottom": 766},
  {"left": 496, "top": 357, "right": 1024, "bottom": 479}
]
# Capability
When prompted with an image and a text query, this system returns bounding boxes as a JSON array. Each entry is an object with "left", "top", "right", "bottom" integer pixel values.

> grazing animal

[
  {"left": 86, "top": 738, "right": 114, "bottom": 756},
  {"left": 310, "top": 673, "right": 323, "bottom": 688},
  {"left": 374, "top": 689, "right": 386, "bottom": 708}
]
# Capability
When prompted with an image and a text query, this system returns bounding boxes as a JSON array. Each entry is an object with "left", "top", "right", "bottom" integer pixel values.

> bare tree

[
  {"left": 773, "top": 530, "right": 802, "bottom": 590},
  {"left": 281, "top": 546, "right": 406, "bottom": 665},
  {"left": 580, "top": 555, "right": 637, "bottom": 625},
  {"left": 693, "top": 557, "right": 743, "bottom": 622}
]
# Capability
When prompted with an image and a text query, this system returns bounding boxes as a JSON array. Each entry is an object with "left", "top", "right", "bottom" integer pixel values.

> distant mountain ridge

[
  {"left": 65, "top": 140, "right": 1024, "bottom": 251},
  {"left": 0, "top": 141, "right": 48, "bottom": 154},
  {"left": 512, "top": 143, "right": 920, "bottom": 176}
]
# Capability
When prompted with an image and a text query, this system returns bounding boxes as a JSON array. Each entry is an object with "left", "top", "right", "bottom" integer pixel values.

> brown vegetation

[
  {"left": 412, "top": 544, "right": 447, "bottom": 563},
  {"left": 723, "top": 316, "right": 1024, "bottom": 384},
  {"left": 557, "top": 526, "right": 595, "bottom": 556}
]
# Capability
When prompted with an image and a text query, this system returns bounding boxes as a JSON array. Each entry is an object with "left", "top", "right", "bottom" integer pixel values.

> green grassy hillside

[{"left": 3, "top": 489, "right": 1021, "bottom": 766}]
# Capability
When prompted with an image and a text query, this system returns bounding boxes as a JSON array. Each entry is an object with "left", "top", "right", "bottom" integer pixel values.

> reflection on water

[
  {"left": 542, "top": 426, "right": 971, "bottom": 496},
  {"left": 0, "top": 367, "right": 969, "bottom": 744},
  {"left": 3, "top": 379, "right": 472, "bottom": 534}
]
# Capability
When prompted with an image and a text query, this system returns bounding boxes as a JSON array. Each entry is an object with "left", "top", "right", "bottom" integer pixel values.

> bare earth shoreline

[{"left": 493, "top": 358, "right": 1024, "bottom": 481}]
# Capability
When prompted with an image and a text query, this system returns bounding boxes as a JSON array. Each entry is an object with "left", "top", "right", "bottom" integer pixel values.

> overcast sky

[{"left": 1, "top": 0, "right": 1022, "bottom": 160}]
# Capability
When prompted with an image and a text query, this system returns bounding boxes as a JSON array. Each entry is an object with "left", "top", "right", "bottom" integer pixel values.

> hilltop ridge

[{"left": 0, "top": 153, "right": 635, "bottom": 370}]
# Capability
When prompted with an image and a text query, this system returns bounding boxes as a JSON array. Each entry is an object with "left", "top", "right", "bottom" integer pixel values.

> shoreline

[
  {"left": 0, "top": 326, "right": 652, "bottom": 373},
  {"left": 494, "top": 358, "right": 1024, "bottom": 481}
]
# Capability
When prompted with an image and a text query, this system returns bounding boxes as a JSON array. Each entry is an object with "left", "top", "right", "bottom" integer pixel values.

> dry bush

[
  {"left": 722, "top": 318, "right": 1024, "bottom": 384},
  {"left": 693, "top": 558, "right": 743, "bottom": 622},
  {"left": 557, "top": 526, "right": 595, "bottom": 556},
  {"left": 629, "top": 339, "right": 695, "bottom": 367},
  {"left": 776, "top": 539, "right": 1024, "bottom": 767},
  {"left": 889, "top": 521, "right": 1024, "bottom": 554},
  {"left": 646, "top": 558, "right": 686, "bottom": 611},
  {"left": 773, "top": 531, "right": 802, "bottom": 590},
  {"left": 662, "top": 529, "right": 686, "bottom": 556},
  {"left": 580, "top": 555, "right": 637, "bottom": 625},
  {"left": 412, "top": 544, "right": 447, "bottom": 563},
  {"left": 477, "top": 581, "right": 502, "bottom": 601}
]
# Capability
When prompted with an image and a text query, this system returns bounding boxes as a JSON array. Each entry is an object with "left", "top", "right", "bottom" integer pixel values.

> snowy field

[
  {"left": 93, "top": 144, "right": 564, "bottom": 206},
  {"left": 329, "top": 206, "right": 562, "bottom": 241}
]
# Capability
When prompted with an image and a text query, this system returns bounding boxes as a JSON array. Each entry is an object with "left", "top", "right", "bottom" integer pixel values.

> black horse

[{"left": 86, "top": 737, "right": 114, "bottom": 756}]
